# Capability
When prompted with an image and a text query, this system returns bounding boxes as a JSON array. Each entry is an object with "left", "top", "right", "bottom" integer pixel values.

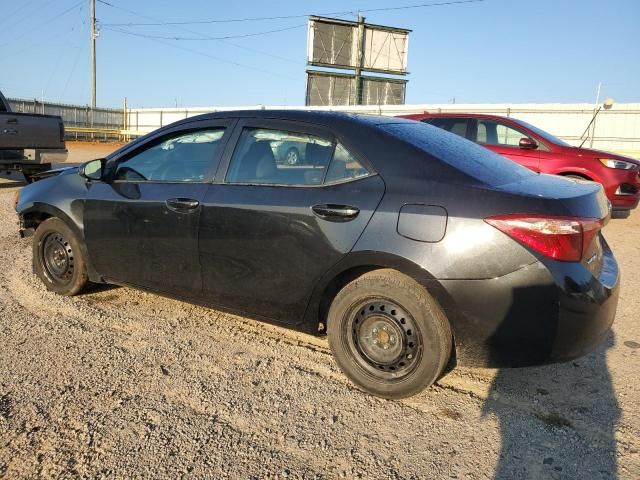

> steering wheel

[
  {"left": 150, "top": 162, "right": 200, "bottom": 181},
  {"left": 115, "top": 166, "right": 147, "bottom": 181}
]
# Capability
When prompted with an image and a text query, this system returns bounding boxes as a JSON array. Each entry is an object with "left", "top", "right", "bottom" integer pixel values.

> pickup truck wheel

[
  {"left": 33, "top": 218, "right": 89, "bottom": 296},
  {"left": 327, "top": 269, "right": 452, "bottom": 399}
]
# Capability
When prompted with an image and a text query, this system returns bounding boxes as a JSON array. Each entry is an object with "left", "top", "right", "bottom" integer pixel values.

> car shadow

[
  {"left": 481, "top": 286, "right": 619, "bottom": 479},
  {"left": 77, "top": 283, "right": 122, "bottom": 296}
]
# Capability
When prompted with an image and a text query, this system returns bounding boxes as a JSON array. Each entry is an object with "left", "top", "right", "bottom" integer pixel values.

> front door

[
  {"left": 198, "top": 120, "right": 385, "bottom": 324},
  {"left": 83, "top": 121, "right": 232, "bottom": 296}
]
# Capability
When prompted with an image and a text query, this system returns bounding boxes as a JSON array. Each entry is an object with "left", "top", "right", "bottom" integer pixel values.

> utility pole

[
  {"left": 589, "top": 82, "right": 602, "bottom": 148},
  {"left": 90, "top": 0, "right": 97, "bottom": 110},
  {"left": 354, "top": 15, "right": 366, "bottom": 106}
]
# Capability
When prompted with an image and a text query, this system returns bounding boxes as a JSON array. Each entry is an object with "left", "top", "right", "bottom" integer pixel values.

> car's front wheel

[
  {"left": 327, "top": 269, "right": 452, "bottom": 399},
  {"left": 33, "top": 217, "right": 90, "bottom": 296}
]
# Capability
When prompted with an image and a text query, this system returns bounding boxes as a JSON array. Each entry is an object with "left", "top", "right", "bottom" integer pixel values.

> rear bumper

[
  {"left": 23, "top": 148, "right": 68, "bottom": 164},
  {"left": 439, "top": 241, "right": 619, "bottom": 368}
]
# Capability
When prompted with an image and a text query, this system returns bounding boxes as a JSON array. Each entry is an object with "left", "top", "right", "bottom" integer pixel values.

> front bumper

[
  {"left": 606, "top": 170, "right": 640, "bottom": 210},
  {"left": 439, "top": 240, "right": 619, "bottom": 368}
]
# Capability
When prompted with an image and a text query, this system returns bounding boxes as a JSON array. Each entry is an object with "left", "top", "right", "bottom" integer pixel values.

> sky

[{"left": 1, "top": 0, "right": 639, "bottom": 108}]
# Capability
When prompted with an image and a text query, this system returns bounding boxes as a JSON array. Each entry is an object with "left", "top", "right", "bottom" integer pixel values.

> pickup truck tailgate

[{"left": 1, "top": 112, "right": 64, "bottom": 150}]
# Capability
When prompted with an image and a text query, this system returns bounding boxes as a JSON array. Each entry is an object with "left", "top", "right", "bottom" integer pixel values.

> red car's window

[{"left": 477, "top": 119, "right": 530, "bottom": 147}]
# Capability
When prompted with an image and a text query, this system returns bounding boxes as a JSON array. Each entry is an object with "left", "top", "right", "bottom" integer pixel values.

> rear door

[
  {"left": 84, "top": 119, "right": 233, "bottom": 296},
  {"left": 473, "top": 118, "right": 541, "bottom": 172},
  {"left": 198, "top": 119, "right": 385, "bottom": 324}
]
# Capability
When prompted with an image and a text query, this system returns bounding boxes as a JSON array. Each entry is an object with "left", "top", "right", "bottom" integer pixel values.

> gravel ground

[{"left": 0, "top": 153, "right": 638, "bottom": 478}]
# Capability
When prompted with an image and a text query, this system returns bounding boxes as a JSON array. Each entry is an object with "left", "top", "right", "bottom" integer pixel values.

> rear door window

[
  {"left": 425, "top": 117, "right": 471, "bottom": 140},
  {"left": 225, "top": 128, "right": 370, "bottom": 186}
]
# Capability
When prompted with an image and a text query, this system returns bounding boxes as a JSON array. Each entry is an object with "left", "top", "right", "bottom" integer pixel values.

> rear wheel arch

[
  {"left": 306, "top": 252, "right": 458, "bottom": 357},
  {"left": 326, "top": 267, "right": 453, "bottom": 398}
]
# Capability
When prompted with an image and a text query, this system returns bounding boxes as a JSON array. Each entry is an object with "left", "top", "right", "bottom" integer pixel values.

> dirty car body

[{"left": 16, "top": 111, "right": 618, "bottom": 389}]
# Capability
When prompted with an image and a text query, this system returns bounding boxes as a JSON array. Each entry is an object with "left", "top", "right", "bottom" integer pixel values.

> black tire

[
  {"left": 327, "top": 269, "right": 452, "bottom": 399},
  {"left": 33, "top": 217, "right": 90, "bottom": 296},
  {"left": 284, "top": 147, "right": 299, "bottom": 165},
  {"left": 563, "top": 174, "right": 590, "bottom": 181},
  {"left": 612, "top": 209, "right": 630, "bottom": 219}
]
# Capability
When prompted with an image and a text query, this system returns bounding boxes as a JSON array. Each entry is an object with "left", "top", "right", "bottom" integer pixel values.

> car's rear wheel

[
  {"left": 33, "top": 217, "right": 89, "bottom": 296},
  {"left": 327, "top": 269, "right": 452, "bottom": 399}
]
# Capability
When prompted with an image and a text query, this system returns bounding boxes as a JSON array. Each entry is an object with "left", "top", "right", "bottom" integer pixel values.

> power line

[
  {"left": 362, "top": 0, "right": 485, "bottom": 14},
  {"left": 98, "top": 0, "right": 485, "bottom": 27},
  {"left": 97, "top": 0, "right": 304, "bottom": 69},
  {"left": 133, "top": 36, "right": 299, "bottom": 81},
  {"left": 101, "top": 23, "right": 306, "bottom": 41}
]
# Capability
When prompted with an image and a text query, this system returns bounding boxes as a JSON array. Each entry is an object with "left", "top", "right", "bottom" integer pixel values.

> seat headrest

[{"left": 305, "top": 143, "right": 332, "bottom": 166}]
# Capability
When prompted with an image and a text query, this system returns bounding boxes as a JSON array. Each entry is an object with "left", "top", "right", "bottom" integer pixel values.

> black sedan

[{"left": 15, "top": 111, "right": 619, "bottom": 399}]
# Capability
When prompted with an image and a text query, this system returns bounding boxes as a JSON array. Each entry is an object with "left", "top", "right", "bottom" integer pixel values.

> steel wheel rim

[
  {"left": 41, "top": 232, "right": 74, "bottom": 284},
  {"left": 344, "top": 299, "right": 422, "bottom": 381}
]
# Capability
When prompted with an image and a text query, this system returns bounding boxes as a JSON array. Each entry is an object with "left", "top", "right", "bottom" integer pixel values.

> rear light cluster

[{"left": 485, "top": 214, "right": 603, "bottom": 262}]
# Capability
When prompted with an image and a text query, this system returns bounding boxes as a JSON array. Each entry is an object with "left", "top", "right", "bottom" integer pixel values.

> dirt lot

[
  {"left": 0, "top": 142, "right": 638, "bottom": 478},
  {"left": 63, "top": 141, "right": 126, "bottom": 165}
]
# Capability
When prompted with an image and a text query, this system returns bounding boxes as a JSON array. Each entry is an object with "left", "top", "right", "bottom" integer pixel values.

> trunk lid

[{"left": 492, "top": 173, "right": 610, "bottom": 220}]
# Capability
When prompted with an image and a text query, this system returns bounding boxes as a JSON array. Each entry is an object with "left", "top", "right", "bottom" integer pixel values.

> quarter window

[
  {"left": 325, "top": 143, "right": 369, "bottom": 184},
  {"left": 113, "top": 128, "right": 225, "bottom": 182},
  {"left": 225, "top": 128, "right": 369, "bottom": 186}
]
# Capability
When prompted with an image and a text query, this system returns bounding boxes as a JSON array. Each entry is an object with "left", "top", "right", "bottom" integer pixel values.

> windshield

[
  {"left": 381, "top": 122, "right": 535, "bottom": 186},
  {"left": 510, "top": 118, "right": 571, "bottom": 147}
]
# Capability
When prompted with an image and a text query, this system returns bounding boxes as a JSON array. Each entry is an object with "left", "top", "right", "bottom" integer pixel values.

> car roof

[
  {"left": 402, "top": 112, "right": 515, "bottom": 122},
  {"left": 173, "top": 109, "right": 416, "bottom": 129}
]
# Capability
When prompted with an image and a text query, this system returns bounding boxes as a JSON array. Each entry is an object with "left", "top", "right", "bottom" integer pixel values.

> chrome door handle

[
  {"left": 312, "top": 204, "right": 360, "bottom": 222},
  {"left": 166, "top": 198, "right": 200, "bottom": 212}
]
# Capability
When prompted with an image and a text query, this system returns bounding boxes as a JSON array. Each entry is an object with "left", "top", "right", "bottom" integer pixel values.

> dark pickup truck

[{"left": 0, "top": 91, "right": 67, "bottom": 182}]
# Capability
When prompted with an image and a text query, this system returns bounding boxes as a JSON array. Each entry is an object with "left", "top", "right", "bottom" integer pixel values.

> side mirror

[
  {"left": 518, "top": 137, "right": 538, "bottom": 150},
  {"left": 79, "top": 158, "right": 105, "bottom": 181}
]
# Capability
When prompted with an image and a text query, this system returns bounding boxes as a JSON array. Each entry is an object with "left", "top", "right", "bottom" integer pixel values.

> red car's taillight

[{"left": 485, "top": 214, "right": 603, "bottom": 262}]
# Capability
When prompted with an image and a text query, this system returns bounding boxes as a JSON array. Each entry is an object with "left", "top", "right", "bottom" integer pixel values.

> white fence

[{"left": 127, "top": 103, "right": 640, "bottom": 158}]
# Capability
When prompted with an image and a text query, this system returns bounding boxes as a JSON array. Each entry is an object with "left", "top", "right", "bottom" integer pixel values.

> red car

[{"left": 401, "top": 113, "right": 640, "bottom": 216}]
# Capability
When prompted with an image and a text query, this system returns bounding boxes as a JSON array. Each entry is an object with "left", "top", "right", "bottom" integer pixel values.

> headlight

[{"left": 599, "top": 158, "right": 637, "bottom": 170}]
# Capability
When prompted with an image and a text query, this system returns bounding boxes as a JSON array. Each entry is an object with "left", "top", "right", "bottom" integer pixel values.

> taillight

[{"left": 485, "top": 214, "right": 603, "bottom": 262}]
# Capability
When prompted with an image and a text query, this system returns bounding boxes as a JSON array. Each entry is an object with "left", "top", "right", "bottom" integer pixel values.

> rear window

[{"left": 380, "top": 122, "right": 535, "bottom": 186}]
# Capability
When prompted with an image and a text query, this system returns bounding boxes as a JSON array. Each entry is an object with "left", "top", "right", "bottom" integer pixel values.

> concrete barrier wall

[{"left": 127, "top": 103, "right": 640, "bottom": 158}]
